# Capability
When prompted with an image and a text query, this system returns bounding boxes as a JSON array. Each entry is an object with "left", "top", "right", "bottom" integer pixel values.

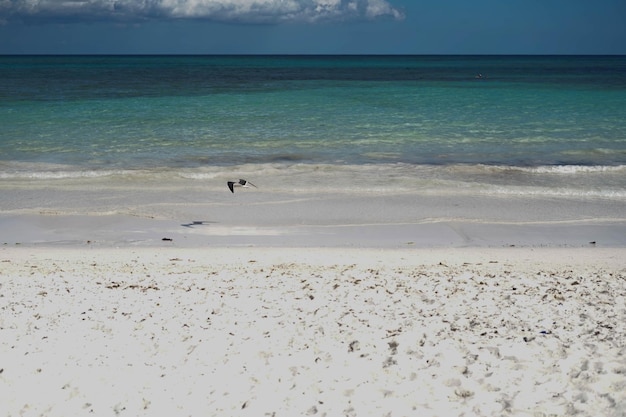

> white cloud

[{"left": 1, "top": 0, "right": 405, "bottom": 23}]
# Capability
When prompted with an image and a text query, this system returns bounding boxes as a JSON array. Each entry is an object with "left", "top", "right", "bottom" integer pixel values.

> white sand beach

[{"left": 1, "top": 246, "right": 625, "bottom": 417}]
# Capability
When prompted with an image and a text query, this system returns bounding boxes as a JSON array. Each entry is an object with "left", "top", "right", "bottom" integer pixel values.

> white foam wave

[
  {"left": 481, "top": 186, "right": 626, "bottom": 199},
  {"left": 480, "top": 164, "right": 626, "bottom": 175},
  {"left": 2, "top": 162, "right": 625, "bottom": 201},
  {"left": 0, "top": 170, "right": 138, "bottom": 180}
]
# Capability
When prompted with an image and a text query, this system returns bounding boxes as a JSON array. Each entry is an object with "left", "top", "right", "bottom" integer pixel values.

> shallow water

[{"left": 1, "top": 55, "right": 625, "bottom": 227}]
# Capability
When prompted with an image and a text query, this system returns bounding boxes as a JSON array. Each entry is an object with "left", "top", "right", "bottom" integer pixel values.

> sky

[{"left": 1, "top": 0, "right": 625, "bottom": 55}]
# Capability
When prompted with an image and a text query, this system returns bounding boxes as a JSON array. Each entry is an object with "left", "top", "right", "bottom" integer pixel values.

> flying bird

[{"left": 227, "top": 179, "right": 257, "bottom": 193}]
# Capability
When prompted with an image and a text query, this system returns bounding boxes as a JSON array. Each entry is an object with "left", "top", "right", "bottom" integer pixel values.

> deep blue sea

[{"left": 1, "top": 55, "right": 626, "bottom": 199}]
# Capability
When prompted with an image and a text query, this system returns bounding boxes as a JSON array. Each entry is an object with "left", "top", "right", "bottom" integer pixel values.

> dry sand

[{"left": 1, "top": 247, "right": 625, "bottom": 416}]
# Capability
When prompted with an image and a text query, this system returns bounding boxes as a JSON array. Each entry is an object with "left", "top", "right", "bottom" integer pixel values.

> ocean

[{"left": 1, "top": 55, "right": 626, "bottom": 219}]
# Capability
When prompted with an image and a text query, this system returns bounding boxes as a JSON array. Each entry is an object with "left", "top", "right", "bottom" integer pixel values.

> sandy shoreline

[
  {"left": 1, "top": 246, "right": 625, "bottom": 416},
  {"left": 2, "top": 213, "right": 626, "bottom": 248},
  {"left": 2, "top": 163, "right": 626, "bottom": 249}
]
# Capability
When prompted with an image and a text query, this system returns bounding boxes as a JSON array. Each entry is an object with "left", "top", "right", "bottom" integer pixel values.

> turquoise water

[
  {"left": 1, "top": 55, "right": 626, "bottom": 200},
  {"left": 2, "top": 55, "right": 625, "bottom": 169}
]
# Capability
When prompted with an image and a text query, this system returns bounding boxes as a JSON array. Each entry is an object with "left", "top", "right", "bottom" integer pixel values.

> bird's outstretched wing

[{"left": 227, "top": 179, "right": 257, "bottom": 193}]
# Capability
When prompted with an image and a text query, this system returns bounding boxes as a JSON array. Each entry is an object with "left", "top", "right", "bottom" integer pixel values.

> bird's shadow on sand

[{"left": 181, "top": 220, "right": 217, "bottom": 228}]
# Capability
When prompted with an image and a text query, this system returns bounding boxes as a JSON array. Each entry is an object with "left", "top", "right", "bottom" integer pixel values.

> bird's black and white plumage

[{"left": 227, "top": 179, "right": 257, "bottom": 193}]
